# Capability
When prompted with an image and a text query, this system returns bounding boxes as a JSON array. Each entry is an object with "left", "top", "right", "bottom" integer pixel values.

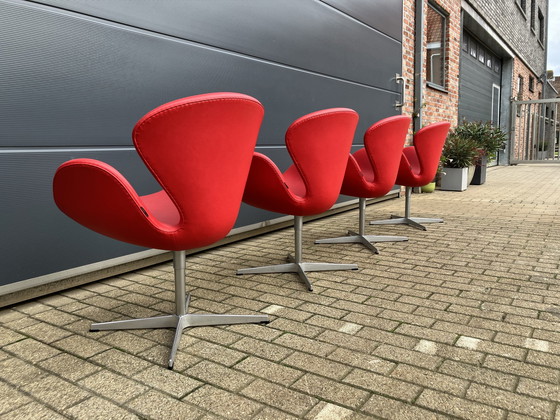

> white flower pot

[{"left": 440, "top": 167, "right": 469, "bottom": 191}]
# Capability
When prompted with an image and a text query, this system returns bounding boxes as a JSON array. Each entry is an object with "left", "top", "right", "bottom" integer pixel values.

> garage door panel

[
  {"left": 459, "top": 37, "right": 501, "bottom": 123},
  {"left": 1, "top": 0, "right": 399, "bottom": 148},
  {"left": 30, "top": 0, "right": 401, "bottom": 89}
]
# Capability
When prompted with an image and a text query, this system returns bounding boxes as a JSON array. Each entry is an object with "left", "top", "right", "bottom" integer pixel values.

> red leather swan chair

[
  {"left": 236, "top": 108, "right": 359, "bottom": 291},
  {"left": 315, "top": 115, "right": 411, "bottom": 253},
  {"left": 370, "top": 121, "right": 451, "bottom": 231},
  {"left": 53, "top": 93, "right": 269, "bottom": 369}
]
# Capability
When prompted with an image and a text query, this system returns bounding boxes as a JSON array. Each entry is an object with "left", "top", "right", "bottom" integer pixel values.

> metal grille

[{"left": 509, "top": 98, "right": 560, "bottom": 163}]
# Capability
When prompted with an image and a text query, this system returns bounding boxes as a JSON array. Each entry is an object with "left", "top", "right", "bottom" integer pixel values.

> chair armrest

[
  {"left": 53, "top": 158, "right": 167, "bottom": 243},
  {"left": 242, "top": 153, "right": 296, "bottom": 212}
]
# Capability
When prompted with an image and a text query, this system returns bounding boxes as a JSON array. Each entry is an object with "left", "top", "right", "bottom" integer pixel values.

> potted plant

[
  {"left": 440, "top": 131, "right": 479, "bottom": 191},
  {"left": 453, "top": 121, "right": 506, "bottom": 185}
]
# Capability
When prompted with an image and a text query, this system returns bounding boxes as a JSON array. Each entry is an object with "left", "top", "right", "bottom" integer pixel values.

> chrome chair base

[
  {"left": 370, "top": 215, "right": 443, "bottom": 231},
  {"left": 315, "top": 230, "right": 408, "bottom": 254},
  {"left": 91, "top": 251, "right": 269, "bottom": 369},
  {"left": 236, "top": 216, "right": 358, "bottom": 291},
  {"left": 237, "top": 253, "right": 358, "bottom": 292},
  {"left": 315, "top": 198, "right": 408, "bottom": 253},
  {"left": 369, "top": 187, "right": 443, "bottom": 231}
]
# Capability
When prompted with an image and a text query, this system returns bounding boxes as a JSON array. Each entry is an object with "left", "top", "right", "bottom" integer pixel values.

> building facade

[{"left": 403, "top": 0, "right": 549, "bottom": 164}]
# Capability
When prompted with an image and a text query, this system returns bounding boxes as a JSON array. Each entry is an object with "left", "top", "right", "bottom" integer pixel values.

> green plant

[
  {"left": 453, "top": 120, "right": 506, "bottom": 160},
  {"left": 441, "top": 132, "right": 479, "bottom": 168}
]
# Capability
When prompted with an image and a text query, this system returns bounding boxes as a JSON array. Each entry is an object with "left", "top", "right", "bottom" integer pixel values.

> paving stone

[
  {"left": 183, "top": 385, "right": 263, "bottom": 419},
  {"left": 185, "top": 339, "right": 246, "bottom": 367},
  {"left": 22, "top": 374, "right": 89, "bottom": 410},
  {"left": 526, "top": 350, "right": 560, "bottom": 369},
  {"left": 231, "top": 337, "right": 293, "bottom": 362},
  {"left": 292, "top": 373, "right": 369, "bottom": 409},
  {"left": 65, "top": 396, "right": 140, "bottom": 420},
  {"left": 391, "top": 364, "right": 469, "bottom": 396},
  {"left": 362, "top": 394, "right": 450, "bottom": 419},
  {"left": 283, "top": 352, "right": 351, "bottom": 380},
  {"left": 305, "top": 402, "right": 368, "bottom": 420},
  {"left": 0, "top": 381, "right": 32, "bottom": 415},
  {"left": 395, "top": 323, "right": 458, "bottom": 345},
  {"left": 89, "top": 349, "right": 153, "bottom": 376},
  {"left": 3, "top": 338, "right": 61, "bottom": 363},
  {"left": 0, "top": 326, "right": 25, "bottom": 346},
  {"left": 273, "top": 332, "right": 336, "bottom": 356},
  {"left": 79, "top": 370, "right": 148, "bottom": 404},
  {"left": 1, "top": 401, "right": 67, "bottom": 420},
  {"left": 99, "top": 330, "right": 157, "bottom": 354},
  {"left": 38, "top": 353, "right": 101, "bottom": 381},
  {"left": 133, "top": 365, "right": 202, "bottom": 398},
  {"left": 439, "top": 359, "right": 517, "bottom": 391},
  {"left": 416, "top": 388, "right": 505, "bottom": 420},
  {"left": 483, "top": 354, "right": 560, "bottom": 383},
  {"left": 241, "top": 379, "right": 319, "bottom": 417},
  {"left": 52, "top": 335, "right": 110, "bottom": 358},
  {"left": 235, "top": 355, "right": 304, "bottom": 385},
  {"left": 343, "top": 369, "right": 422, "bottom": 402},
  {"left": 19, "top": 322, "right": 72, "bottom": 344},
  {"left": 373, "top": 344, "right": 442, "bottom": 370},
  {"left": 517, "top": 377, "right": 560, "bottom": 403},
  {"left": 128, "top": 390, "right": 204, "bottom": 420},
  {"left": 466, "top": 382, "right": 554, "bottom": 418},
  {"left": 327, "top": 348, "right": 395, "bottom": 374}
]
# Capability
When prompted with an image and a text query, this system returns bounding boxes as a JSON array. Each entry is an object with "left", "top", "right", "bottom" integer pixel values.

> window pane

[
  {"left": 478, "top": 46, "right": 485, "bottom": 64},
  {"left": 426, "top": 3, "right": 446, "bottom": 87},
  {"left": 494, "top": 59, "right": 501, "bottom": 73}
]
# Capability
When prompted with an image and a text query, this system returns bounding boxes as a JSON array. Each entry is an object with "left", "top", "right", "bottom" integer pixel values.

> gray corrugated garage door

[
  {"left": 0, "top": 0, "right": 404, "bottom": 290},
  {"left": 459, "top": 30, "right": 502, "bottom": 125}
]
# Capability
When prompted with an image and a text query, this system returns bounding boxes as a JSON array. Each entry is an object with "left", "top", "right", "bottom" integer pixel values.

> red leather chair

[
  {"left": 53, "top": 93, "right": 269, "bottom": 369},
  {"left": 236, "top": 108, "right": 359, "bottom": 291},
  {"left": 370, "top": 121, "right": 451, "bottom": 230},
  {"left": 315, "top": 115, "right": 411, "bottom": 253}
]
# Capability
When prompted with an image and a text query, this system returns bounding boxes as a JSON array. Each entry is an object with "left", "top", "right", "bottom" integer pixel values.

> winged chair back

[
  {"left": 398, "top": 121, "right": 450, "bottom": 186},
  {"left": 343, "top": 115, "right": 411, "bottom": 197},
  {"left": 282, "top": 108, "right": 359, "bottom": 214},
  {"left": 54, "top": 93, "right": 264, "bottom": 250}
]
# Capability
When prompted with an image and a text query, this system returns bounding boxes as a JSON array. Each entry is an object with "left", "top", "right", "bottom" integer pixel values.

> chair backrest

[
  {"left": 363, "top": 115, "right": 411, "bottom": 192},
  {"left": 282, "top": 108, "right": 358, "bottom": 213},
  {"left": 132, "top": 92, "right": 264, "bottom": 240},
  {"left": 414, "top": 121, "right": 451, "bottom": 179}
]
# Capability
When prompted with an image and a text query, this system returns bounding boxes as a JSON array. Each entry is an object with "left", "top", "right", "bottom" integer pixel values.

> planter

[
  {"left": 421, "top": 182, "right": 436, "bottom": 193},
  {"left": 471, "top": 155, "right": 488, "bottom": 185},
  {"left": 537, "top": 151, "right": 548, "bottom": 160},
  {"left": 467, "top": 165, "right": 476, "bottom": 185},
  {"left": 440, "top": 167, "right": 469, "bottom": 191}
]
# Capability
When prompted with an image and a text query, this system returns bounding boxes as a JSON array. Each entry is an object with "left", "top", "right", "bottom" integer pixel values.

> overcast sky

[{"left": 548, "top": 1, "right": 560, "bottom": 75}]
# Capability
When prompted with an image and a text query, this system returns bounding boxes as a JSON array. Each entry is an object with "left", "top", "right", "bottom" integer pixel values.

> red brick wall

[{"left": 403, "top": 0, "right": 461, "bottom": 140}]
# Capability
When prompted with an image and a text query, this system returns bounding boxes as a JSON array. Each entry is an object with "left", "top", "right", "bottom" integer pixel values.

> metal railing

[{"left": 509, "top": 98, "right": 560, "bottom": 164}]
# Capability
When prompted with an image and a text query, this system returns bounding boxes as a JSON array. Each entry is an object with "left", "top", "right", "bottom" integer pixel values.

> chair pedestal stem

[
  {"left": 173, "top": 250, "right": 187, "bottom": 316},
  {"left": 237, "top": 215, "right": 358, "bottom": 291},
  {"left": 91, "top": 250, "right": 269, "bottom": 369},
  {"left": 370, "top": 186, "right": 443, "bottom": 230},
  {"left": 315, "top": 198, "right": 408, "bottom": 253}
]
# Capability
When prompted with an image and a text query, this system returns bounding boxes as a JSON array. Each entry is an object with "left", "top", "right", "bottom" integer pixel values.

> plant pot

[
  {"left": 421, "top": 182, "right": 436, "bottom": 193},
  {"left": 537, "top": 151, "right": 547, "bottom": 160},
  {"left": 440, "top": 167, "right": 469, "bottom": 191},
  {"left": 471, "top": 155, "right": 488, "bottom": 185},
  {"left": 467, "top": 165, "right": 476, "bottom": 185}
]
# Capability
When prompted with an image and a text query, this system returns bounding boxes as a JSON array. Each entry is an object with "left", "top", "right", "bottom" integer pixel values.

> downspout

[{"left": 413, "top": 0, "right": 424, "bottom": 132}]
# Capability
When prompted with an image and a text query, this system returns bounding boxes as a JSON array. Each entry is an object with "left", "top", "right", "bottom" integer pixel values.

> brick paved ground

[{"left": 1, "top": 164, "right": 559, "bottom": 419}]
